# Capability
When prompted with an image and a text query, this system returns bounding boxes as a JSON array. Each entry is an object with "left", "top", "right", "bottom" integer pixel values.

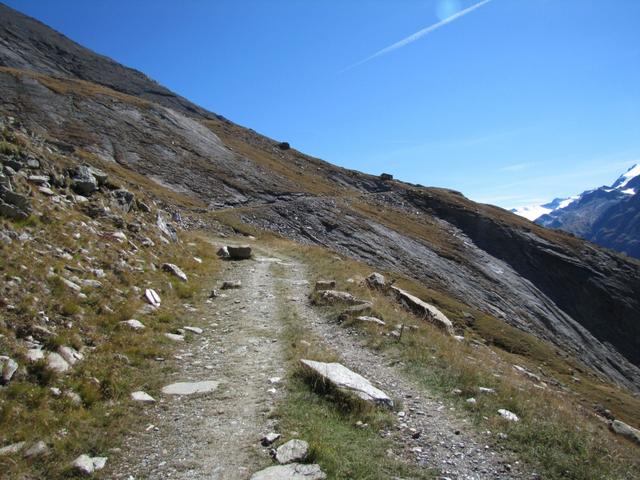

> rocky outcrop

[{"left": 390, "top": 286, "right": 455, "bottom": 335}]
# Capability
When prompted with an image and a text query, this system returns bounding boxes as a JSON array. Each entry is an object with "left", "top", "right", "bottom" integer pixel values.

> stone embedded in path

[
  {"left": 390, "top": 286, "right": 454, "bottom": 335},
  {"left": 314, "top": 280, "right": 336, "bottom": 291},
  {"left": 144, "top": 288, "right": 161, "bottom": 307},
  {"left": 121, "top": 319, "right": 145, "bottom": 330},
  {"left": 610, "top": 420, "right": 640, "bottom": 444},
  {"left": 275, "top": 439, "right": 309, "bottom": 464},
  {"left": 221, "top": 280, "right": 242, "bottom": 290},
  {"left": 250, "top": 463, "right": 326, "bottom": 480},
  {"left": 498, "top": 409, "right": 519, "bottom": 422},
  {"left": 227, "top": 245, "right": 252, "bottom": 260},
  {"left": 131, "top": 391, "right": 156, "bottom": 403},
  {"left": 162, "top": 380, "right": 220, "bottom": 396},
  {"left": 356, "top": 316, "right": 386, "bottom": 326},
  {"left": 300, "top": 359, "right": 393, "bottom": 408},
  {"left": 162, "top": 263, "right": 188, "bottom": 282}
]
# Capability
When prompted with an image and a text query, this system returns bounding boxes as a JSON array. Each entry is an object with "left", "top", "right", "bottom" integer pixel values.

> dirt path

[
  {"left": 110, "top": 245, "right": 528, "bottom": 480},
  {"left": 109, "top": 251, "right": 288, "bottom": 479}
]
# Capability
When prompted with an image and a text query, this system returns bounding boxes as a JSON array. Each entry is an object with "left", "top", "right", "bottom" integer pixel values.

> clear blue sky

[{"left": 5, "top": 0, "right": 640, "bottom": 208}]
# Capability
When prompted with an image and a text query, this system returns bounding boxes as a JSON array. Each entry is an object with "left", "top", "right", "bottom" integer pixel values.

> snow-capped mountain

[{"left": 512, "top": 164, "right": 640, "bottom": 258}]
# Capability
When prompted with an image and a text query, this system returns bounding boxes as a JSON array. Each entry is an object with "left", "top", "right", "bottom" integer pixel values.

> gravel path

[
  {"left": 109, "top": 253, "right": 287, "bottom": 479},
  {"left": 109, "top": 246, "right": 530, "bottom": 479}
]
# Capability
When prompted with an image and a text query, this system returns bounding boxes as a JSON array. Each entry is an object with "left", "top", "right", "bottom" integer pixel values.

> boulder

[
  {"left": 366, "top": 272, "right": 386, "bottom": 289},
  {"left": 314, "top": 280, "right": 336, "bottom": 291},
  {"left": 498, "top": 409, "right": 519, "bottom": 422},
  {"left": 300, "top": 359, "right": 393, "bottom": 408},
  {"left": 0, "top": 189, "right": 31, "bottom": 220},
  {"left": 315, "top": 290, "right": 364, "bottom": 306},
  {"left": 71, "top": 165, "right": 99, "bottom": 195},
  {"left": 156, "top": 212, "right": 178, "bottom": 242},
  {"left": 390, "top": 286, "right": 454, "bottom": 335},
  {"left": 0, "top": 356, "right": 18, "bottom": 384},
  {"left": 610, "top": 420, "right": 640, "bottom": 445},
  {"left": 144, "top": 288, "right": 161, "bottom": 307},
  {"left": 275, "top": 439, "right": 309, "bottom": 464},
  {"left": 58, "top": 346, "right": 83, "bottom": 366},
  {"left": 162, "top": 263, "right": 188, "bottom": 282},
  {"left": 71, "top": 454, "right": 107, "bottom": 475},
  {"left": 46, "top": 352, "right": 70, "bottom": 373},
  {"left": 112, "top": 189, "right": 135, "bottom": 212},
  {"left": 250, "top": 464, "right": 326, "bottom": 480},
  {"left": 121, "top": 319, "right": 145, "bottom": 330},
  {"left": 227, "top": 245, "right": 252, "bottom": 260}
]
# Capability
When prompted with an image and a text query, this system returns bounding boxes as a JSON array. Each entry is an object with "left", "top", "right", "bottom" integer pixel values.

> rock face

[
  {"left": 250, "top": 464, "right": 326, "bottom": 480},
  {"left": 275, "top": 439, "right": 309, "bottom": 464},
  {"left": 390, "top": 286, "right": 454, "bottom": 335},
  {"left": 2, "top": 2, "right": 640, "bottom": 391},
  {"left": 227, "top": 245, "right": 252, "bottom": 260},
  {"left": 300, "top": 359, "right": 393, "bottom": 408}
]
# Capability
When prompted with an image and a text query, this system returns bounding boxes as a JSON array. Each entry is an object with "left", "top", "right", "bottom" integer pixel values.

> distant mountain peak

[{"left": 611, "top": 163, "right": 640, "bottom": 191}]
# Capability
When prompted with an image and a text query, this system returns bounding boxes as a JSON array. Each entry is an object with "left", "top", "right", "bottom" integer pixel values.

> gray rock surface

[
  {"left": 0, "top": 356, "right": 18, "bottom": 384},
  {"left": 162, "top": 263, "right": 188, "bottom": 282},
  {"left": 300, "top": 359, "right": 393, "bottom": 408},
  {"left": 390, "top": 286, "right": 455, "bottom": 335},
  {"left": 161, "top": 380, "right": 220, "bottom": 396},
  {"left": 250, "top": 464, "right": 326, "bottom": 480},
  {"left": 46, "top": 352, "right": 70, "bottom": 373},
  {"left": 610, "top": 419, "right": 640, "bottom": 445},
  {"left": 275, "top": 439, "right": 309, "bottom": 464}
]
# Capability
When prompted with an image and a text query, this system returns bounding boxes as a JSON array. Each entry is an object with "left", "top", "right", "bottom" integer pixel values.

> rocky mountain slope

[
  {"left": 1, "top": 1, "right": 639, "bottom": 397},
  {"left": 513, "top": 164, "right": 640, "bottom": 259}
]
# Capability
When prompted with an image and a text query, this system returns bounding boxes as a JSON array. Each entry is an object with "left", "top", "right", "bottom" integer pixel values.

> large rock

[
  {"left": 156, "top": 212, "right": 178, "bottom": 242},
  {"left": 112, "top": 189, "right": 135, "bottom": 212},
  {"left": 71, "top": 165, "right": 99, "bottom": 195},
  {"left": 144, "top": 288, "right": 161, "bottom": 307},
  {"left": 46, "top": 352, "right": 70, "bottom": 373},
  {"left": 300, "top": 359, "right": 393, "bottom": 408},
  {"left": 227, "top": 245, "right": 252, "bottom": 260},
  {"left": 162, "top": 263, "right": 188, "bottom": 282},
  {"left": 610, "top": 420, "right": 640, "bottom": 445},
  {"left": 0, "top": 356, "right": 18, "bottom": 384},
  {"left": 366, "top": 272, "right": 386, "bottom": 289},
  {"left": 315, "top": 290, "right": 365, "bottom": 306},
  {"left": 275, "top": 439, "right": 308, "bottom": 464},
  {"left": 71, "top": 454, "right": 107, "bottom": 475},
  {"left": 0, "top": 187, "right": 31, "bottom": 220},
  {"left": 390, "top": 286, "right": 454, "bottom": 335},
  {"left": 250, "top": 464, "right": 326, "bottom": 480}
]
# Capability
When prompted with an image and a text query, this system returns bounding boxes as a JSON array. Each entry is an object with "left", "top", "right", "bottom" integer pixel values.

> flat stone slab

[
  {"left": 131, "top": 391, "right": 156, "bottom": 403},
  {"left": 300, "top": 359, "right": 393, "bottom": 408},
  {"left": 390, "top": 286, "right": 454, "bottom": 335},
  {"left": 250, "top": 463, "right": 326, "bottom": 480},
  {"left": 356, "top": 316, "right": 386, "bottom": 326},
  {"left": 610, "top": 419, "right": 640, "bottom": 444},
  {"left": 162, "top": 380, "right": 220, "bottom": 396}
]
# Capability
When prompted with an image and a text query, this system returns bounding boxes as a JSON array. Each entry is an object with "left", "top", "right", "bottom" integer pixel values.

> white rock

[
  {"left": 46, "top": 352, "right": 70, "bottom": 373},
  {"left": 61, "top": 277, "right": 81, "bottom": 292},
  {"left": 121, "top": 319, "right": 145, "bottom": 330},
  {"left": 131, "top": 391, "right": 156, "bottom": 403},
  {"left": 162, "top": 263, "right": 188, "bottom": 282},
  {"left": 58, "top": 346, "right": 83, "bottom": 365},
  {"left": 276, "top": 439, "right": 309, "bottom": 464},
  {"left": 300, "top": 359, "right": 393, "bottom": 408},
  {"left": 92, "top": 456, "right": 107, "bottom": 470},
  {"left": 498, "top": 409, "right": 519, "bottom": 422},
  {"left": 261, "top": 432, "right": 281, "bottom": 446},
  {"left": 81, "top": 279, "right": 103, "bottom": 288},
  {"left": 183, "top": 326, "right": 203, "bottom": 334},
  {"left": 144, "top": 288, "right": 161, "bottom": 307},
  {"left": 164, "top": 333, "right": 184, "bottom": 342},
  {"left": 610, "top": 420, "right": 640, "bottom": 445},
  {"left": 71, "top": 454, "right": 94, "bottom": 475},
  {"left": 0, "top": 441, "right": 25, "bottom": 456},
  {"left": 0, "top": 356, "right": 18, "bottom": 384},
  {"left": 356, "top": 316, "right": 386, "bottom": 326},
  {"left": 162, "top": 380, "right": 220, "bottom": 395},
  {"left": 25, "top": 348, "right": 45, "bottom": 362},
  {"left": 466, "top": 398, "right": 477, "bottom": 404},
  {"left": 23, "top": 440, "right": 49, "bottom": 458},
  {"left": 251, "top": 464, "right": 326, "bottom": 480},
  {"left": 479, "top": 387, "right": 496, "bottom": 394},
  {"left": 390, "top": 286, "right": 454, "bottom": 335}
]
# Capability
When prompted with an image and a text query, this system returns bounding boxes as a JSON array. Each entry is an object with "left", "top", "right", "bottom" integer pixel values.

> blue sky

[{"left": 5, "top": 0, "right": 640, "bottom": 208}]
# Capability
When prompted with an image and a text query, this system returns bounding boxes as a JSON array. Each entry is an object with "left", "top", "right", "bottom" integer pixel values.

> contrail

[{"left": 341, "top": 0, "right": 492, "bottom": 72}]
